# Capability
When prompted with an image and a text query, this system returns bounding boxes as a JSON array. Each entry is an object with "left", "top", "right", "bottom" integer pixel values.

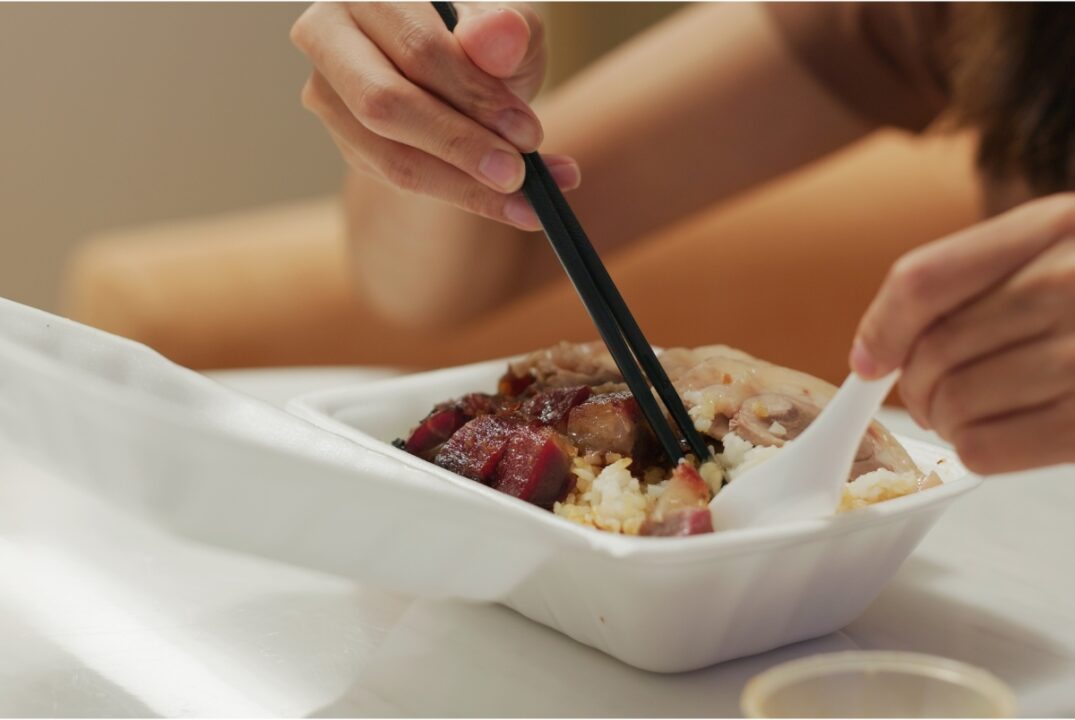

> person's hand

[
  {"left": 291, "top": 2, "right": 578, "bottom": 230},
  {"left": 851, "top": 193, "right": 1075, "bottom": 473}
]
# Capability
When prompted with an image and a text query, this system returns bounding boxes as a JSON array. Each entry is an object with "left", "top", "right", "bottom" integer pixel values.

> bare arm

[{"left": 331, "top": 3, "right": 875, "bottom": 327}]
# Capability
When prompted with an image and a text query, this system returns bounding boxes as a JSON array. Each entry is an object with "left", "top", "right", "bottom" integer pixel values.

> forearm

[
  {"left": 344, "top": 170, "right": 531, "bottom": 328},
  {"left": 538, "top": 2, "right": 874, "bottom": 250},
  {"left": 346, "top": 2, "right": 875, "bottom": 327}
]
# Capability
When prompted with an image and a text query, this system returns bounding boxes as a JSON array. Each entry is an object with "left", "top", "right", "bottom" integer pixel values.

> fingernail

[
  {"left": 479, "top": 149, "right": 524, "bottom": 191},
  {"left": 495, "top": 109, "right": 542, "bottom": 151},
  {"left": 504, "top": 195, "right": 539, "bottom": 229},
  {"left": 850, "top": 339, "right": 881, "bottom": 379},
  {"left": 549, "top": 161, "right": 581, "bottom": 190}
]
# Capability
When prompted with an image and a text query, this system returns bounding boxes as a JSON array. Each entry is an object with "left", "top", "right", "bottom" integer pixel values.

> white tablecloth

[{"left": 1, "top": 367, "right": 1072, "bottom": 717}]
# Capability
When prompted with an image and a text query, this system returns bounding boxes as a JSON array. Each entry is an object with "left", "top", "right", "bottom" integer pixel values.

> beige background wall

[
  {"left": 0, "top": 3, "right": 339, "bottom": 312},
  {"left": 0, "top": 2, "right": 678, "bottom": 313}
]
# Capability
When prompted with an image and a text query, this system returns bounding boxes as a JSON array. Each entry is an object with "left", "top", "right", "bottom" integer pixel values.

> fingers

[
  {"left": 851, "top": 194, "right": 1075, "bottom": 378},
  {"left": 349, "top": 3, "right": 543, "bottom": 150},
  {"left": 924, "top": 335, "right": 1075, "bottom": 439},
  {"left": 296, "top": 6, "right": 535, "bottom": 194},
  {"left": 897, "top": 271, "right": 1059, "bottom": 426},
  {"left": 305, "top": 71, "right": 577, "bottom": 229},
  {"left": 945, "top": 394, "right": 1075, "bottom": 475}
]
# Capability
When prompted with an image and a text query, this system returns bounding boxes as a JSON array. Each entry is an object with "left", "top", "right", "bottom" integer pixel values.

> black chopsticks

[{"left": 432, "top": 2, "right": 711, "bottom": 465}]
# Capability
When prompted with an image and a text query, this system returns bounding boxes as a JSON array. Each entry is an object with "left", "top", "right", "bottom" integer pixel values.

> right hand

[{"left": 291, "top": 2, "right": 579, "bottom": 230}]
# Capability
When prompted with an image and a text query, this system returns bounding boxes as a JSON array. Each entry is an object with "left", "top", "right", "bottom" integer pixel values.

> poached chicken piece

[
  {"left": 661, "top": 345, "right": 918, "bottom": 478},
  {"left": 397, "top": 342, "right": 931, "bottom": 537}
]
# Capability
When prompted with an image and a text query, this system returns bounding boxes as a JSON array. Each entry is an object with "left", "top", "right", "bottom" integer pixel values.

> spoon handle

[
  {"left": 817, "top": 372, "right": 900, "bottom": 440},
  {"left": 800, "top": 370, "right": 900, "bottom": 501}
]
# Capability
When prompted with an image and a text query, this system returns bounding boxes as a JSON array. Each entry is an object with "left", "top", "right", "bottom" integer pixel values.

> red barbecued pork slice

[
  {"left": 434, "top": 415, "right": 522, "bottom": 483},
  {"left": 493, "top": 425, "right": 573, "bottom": 509},
  {"left": 640, "top": 507, "right": 714, "bottom": 536},
  {"left": 566, "top": 391, "right": 644, "bottom": 456},
  {"left": 441, "top": 392, "right": 504, "bottom": 418},
  {"left": 521, "top": 385, "right": 592, "bottom": 431},
  {"left": 402, "top": 392, "right": 508, "bottom": 459},
  {"left": 497, "top": 370, "right": 536, "bottom": 397},
  {"left": 655, "top": 462, "right": 711, "bottom": 513},
  {"left": 640, "top": 463, "right": 714, "bottom": 536},
  {"left": 403, "top": 406, "right": 469, "bottom": 459}
]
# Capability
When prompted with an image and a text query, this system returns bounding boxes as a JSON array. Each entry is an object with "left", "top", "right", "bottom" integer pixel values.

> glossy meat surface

[
  {"left": 493, "top": 425, "right": 573, "bottom": 508},
  {"left": 434, "top": 415, "right": 522, "bottom": 483},
  {"left": 662, "top": 345, "right": 917, "bottom": 476}
]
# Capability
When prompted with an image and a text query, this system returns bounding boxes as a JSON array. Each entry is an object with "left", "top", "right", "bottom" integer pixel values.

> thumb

[{"left": 455, "top": 4, "right": 545, "bottom": 99}]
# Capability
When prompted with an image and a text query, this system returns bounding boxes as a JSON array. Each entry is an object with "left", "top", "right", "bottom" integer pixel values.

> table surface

[{"left": 1, "top": 367, "right": 1072, "bottom": 717}]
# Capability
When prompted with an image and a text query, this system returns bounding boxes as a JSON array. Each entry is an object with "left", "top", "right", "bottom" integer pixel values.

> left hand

[{"left": 851, "top": 193, "right": 1075, "bottom": 474}]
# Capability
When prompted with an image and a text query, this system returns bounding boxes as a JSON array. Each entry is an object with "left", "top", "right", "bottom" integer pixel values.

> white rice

[
  {"left": 719, "top": 432, "right": 781, "bottom": 481},
  {"left": 684, "top": 390, "right": 717, "bottom": 432},
  {"left": 838, "top": 468, "right": 922, "bottom": 511},
  {"left": 555, "top": 458, "right": 654, "bottom": 535},
  {"left": 554, "top": 432, "right": 929, "bottom": 535}
]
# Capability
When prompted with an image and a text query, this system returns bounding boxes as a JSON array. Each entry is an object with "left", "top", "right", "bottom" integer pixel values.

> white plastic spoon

[{"left": 709, "top": 371, "right": 900, "bottom": 530}]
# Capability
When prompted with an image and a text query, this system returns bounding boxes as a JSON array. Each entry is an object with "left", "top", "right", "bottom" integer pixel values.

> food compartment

[{"left": 289, "top": 360, "right": 978, "bottom": 672}]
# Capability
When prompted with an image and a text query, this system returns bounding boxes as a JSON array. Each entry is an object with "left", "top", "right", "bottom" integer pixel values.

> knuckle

[
  {"left": 353, "top": 79, "right": 406, "bottom": 126},
  {"left": 396, "top": 22, "right": 444, "bottom": 76},
  {"left": 459, "top": 183, "right": 500, "bottom": 217},
  {"left": 379, "top": 154, "right": 423, "bottom": 192},
  {"left": 439, "top": 131, "right": 484, "bottom": 166},
  {"left": 453, "top": 75, "right": 508, "bottom": 119},
  {"left": 289, "top": 11, "right": 313, "bottom": 51},
  {"left": 888, "top": 252, "right": 936, "bottom": 308}
]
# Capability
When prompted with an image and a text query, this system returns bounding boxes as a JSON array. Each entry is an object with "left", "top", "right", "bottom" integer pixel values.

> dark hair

[{"left": 949, "top": 4, "right": 1075, "bottom": 195}]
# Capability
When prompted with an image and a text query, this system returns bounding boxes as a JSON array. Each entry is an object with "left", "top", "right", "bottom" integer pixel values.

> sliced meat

[
  {"left": 642, "top": 463, "right": 713, "bottom": 536},
  {"left": 730, "top": 393, "right": 816, "bottom": 447},
  {"left": 508, "top": 341, "right": 622, "bottom": 390},
  {"left": 402, "top": 407, "right": 469, "bottom": 459},
  {"left": 497, "top": 371, "right": 535, "bottom": 397},
  {"left": 434, "top": 415, "right": 522, "bottom": 483},
  {"left": 652, "top": 462, "right": 711, "bottom": 517},
  {"left": 403, "top": 392, "right": 511, "bottom": 460},
  {"left": 521, "top": 385, "right": 592, "bottom": 431},
  {"left": 566, "top": 391, "right": 642, "bottom": 456},
  {"left": 493, "top": 425, "right": 573, "bottom": 509},
  {"left": 729, "top": 392, "right": 919, "bottom": 478},
  {"left": 854, "top": 425, "right": 919, "bottom": 476},
  {"left": 436, "top": 392, "right": 505, "bottom": 418},
  {"left": 641, "top": 507, "right": 713, "bottom": 537},
  {"left": 665, "top": 346, "right": 919, "bottom": 477}
]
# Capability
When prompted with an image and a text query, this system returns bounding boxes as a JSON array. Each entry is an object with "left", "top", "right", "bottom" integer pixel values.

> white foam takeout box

[
  {"left": 0, "top": 298, "right": 979, "bottom": 673},
  {"left": 290, "top": 360, "right": 979, "bottom": 673}
]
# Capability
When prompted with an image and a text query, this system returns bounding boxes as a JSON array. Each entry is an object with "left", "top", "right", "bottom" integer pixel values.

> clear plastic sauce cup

[{"left": 741, "top": 651, "right": 1016, "bottom": 718}]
